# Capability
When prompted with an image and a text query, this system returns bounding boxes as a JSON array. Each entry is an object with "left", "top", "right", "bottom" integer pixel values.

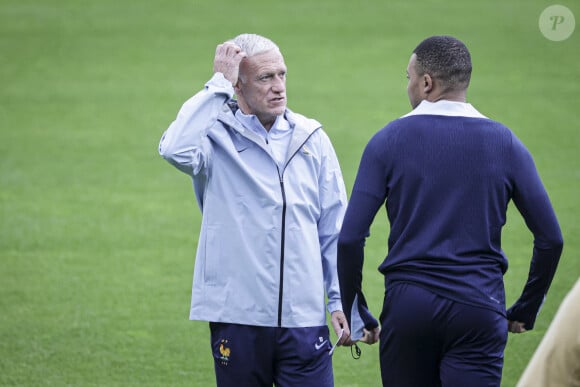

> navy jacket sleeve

[
  {"left": 506, "top": 134, "right": 563, "bottom": 329},
  {"left": 337, "top": 141, "right": 385, "bottom": 339}
]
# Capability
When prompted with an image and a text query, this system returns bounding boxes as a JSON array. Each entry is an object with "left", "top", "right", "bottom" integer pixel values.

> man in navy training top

[{"left": 337, "top": 35, "right": 563, "bottom": 387}]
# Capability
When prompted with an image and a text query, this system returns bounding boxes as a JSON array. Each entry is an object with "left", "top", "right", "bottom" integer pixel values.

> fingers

[
  {"left": 330, "top": 310, "right": 350, "bottom": 345},
  {"left": 359, "top": 327, "right": 381, "bottom": 345},
  {"left": 339, "top": 327, "right": 381, "bottom": 347},
  {"left": 213, "top": 42, "right": 247, "bottom": 85},
  {"left": 329, "top": 311, "right": 381, "bottom": 347},
  {"left": 215, "top": 42, "right": 247, "bottom": 61},
  {"left": 508, "top": 320, "right": 527, "bottom": 333},
  {"left": 369, "top": 327, "right": 381, "bottom": 343},
  {"left": 342, "top": 336, "right": 358, "bottom": 347}
]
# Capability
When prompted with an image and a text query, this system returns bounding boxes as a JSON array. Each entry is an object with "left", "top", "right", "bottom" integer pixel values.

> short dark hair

[{"left": 413, "top": 36, "right": 472, "bottom": 90}]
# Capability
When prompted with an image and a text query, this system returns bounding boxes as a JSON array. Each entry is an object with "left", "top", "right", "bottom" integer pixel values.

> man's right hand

[
  {"left": 508, "top": 320, "right": 527, "bottom": 334},
  {"left": 359, "top": 327, "right": 381, "bottom": 344},
  {"left": 213, "top": 42, "right": 247, "bottom": 86},
  {"left": 342, "top": 326, "right": 381, "bottom": 347}
]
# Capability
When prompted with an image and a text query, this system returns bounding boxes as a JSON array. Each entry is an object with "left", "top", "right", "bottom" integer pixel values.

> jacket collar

[
  {"left": 284, "top": 109, "right": 322, "bottom": 161},
  {"left": 403, "top": 100, "right": 487, "bottom": 119},
  {"left": 218, "top": 100, "right": 322, "bottom": 158}
]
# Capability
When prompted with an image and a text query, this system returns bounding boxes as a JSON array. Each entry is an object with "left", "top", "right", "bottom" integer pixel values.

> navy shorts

[
  {"left": 209, "top": 322, "right": 334, "bottom": 387},
  {"left": 379, "top": 282, "right": 507, "bottom": 387}
]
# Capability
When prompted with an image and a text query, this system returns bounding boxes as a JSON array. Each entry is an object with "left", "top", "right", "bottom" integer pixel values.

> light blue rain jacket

[{"left": 159, "top": 73, "right": 347, "bottom": 327}]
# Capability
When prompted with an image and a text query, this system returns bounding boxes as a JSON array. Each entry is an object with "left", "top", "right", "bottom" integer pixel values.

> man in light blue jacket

[{"left": 159, "top": 33, "right": 349, "bottom": 386}]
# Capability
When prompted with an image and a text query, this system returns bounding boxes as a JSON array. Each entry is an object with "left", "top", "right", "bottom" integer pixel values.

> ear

[
  {"left": 422, "top": 73, "right": 434, "bottom": 94},
  {"left": 233, "top": 81, "right": 243, "bottom": 97}
]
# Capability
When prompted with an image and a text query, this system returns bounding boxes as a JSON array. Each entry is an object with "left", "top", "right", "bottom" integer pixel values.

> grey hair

[{"left": 230, "top": 33, "right": 280, "bottom": 57}]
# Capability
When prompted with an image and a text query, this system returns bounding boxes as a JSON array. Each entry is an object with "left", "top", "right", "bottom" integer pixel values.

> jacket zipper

[
  {"left": 275, "top": 126, "right": 321, "bottom": 327},
  {"left": 277, "top": 174, "right": 286, "bottom": 327}
]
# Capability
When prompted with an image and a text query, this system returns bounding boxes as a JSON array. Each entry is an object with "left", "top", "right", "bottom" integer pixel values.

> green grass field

[{"left": 1, "top": 0, "right": 578, "bottom": 385}]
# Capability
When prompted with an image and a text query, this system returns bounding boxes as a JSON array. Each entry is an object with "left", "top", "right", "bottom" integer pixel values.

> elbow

[
  {"left": 549, "top": 228, "right": 564, "bottom": 252},
  {"left": 158, "top": 138, "right": 182, "bottom": 166},
  {"left": 338, "top": 223, "right": 369, "bottom": 247},
  {"left": 535, "top": 233, "right": 564, "bottom": 254},
  {"left": 158, "top": 145, "right": 174, "bottom": 162},
  {"left": 552, "top": 235, "right": 564, "bottom": 254},
  {"left": 158, "top": 133, "right": 173, "bottom": 160},
  {"left": 338, "top": 231, "right": 366, "bottom": 251},
  {"left": 158, "top": 139, "right": 184, "bottom": 172}
]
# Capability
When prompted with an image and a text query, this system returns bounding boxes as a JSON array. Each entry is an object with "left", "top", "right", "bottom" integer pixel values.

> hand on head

[{"left": 213, "top": 42, "right": 247, "bottom": 85}]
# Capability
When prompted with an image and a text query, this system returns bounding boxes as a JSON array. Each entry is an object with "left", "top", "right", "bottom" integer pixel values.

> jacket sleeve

[
  {"left": 316, "top": 130, "right": 348, "bottom": 314},
  {"left": 506, "top": 134, "right": 564, "bottom": 330},
  {"left": 158, "top": 72, "right": 234, "bottom": 176},
  {"left": 337, "top": 140, "right": 383, "bottom": 339}
]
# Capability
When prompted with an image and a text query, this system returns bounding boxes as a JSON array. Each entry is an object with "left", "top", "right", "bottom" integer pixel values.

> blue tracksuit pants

[
  {"left": 379, "top": 282, "right": 508, "bottom": 387},
  {"left": 209, "top": 322, "right": 334, "bottom": 387}
]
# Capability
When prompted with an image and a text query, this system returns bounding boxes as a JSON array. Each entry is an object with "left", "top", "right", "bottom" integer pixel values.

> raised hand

[{"left": 213, "top": 42, "right": 247, "bottom": 86}]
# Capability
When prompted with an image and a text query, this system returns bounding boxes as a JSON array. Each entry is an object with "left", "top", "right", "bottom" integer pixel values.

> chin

[{"left": 273, "top": 107, "right": 286, "bottom": 115}]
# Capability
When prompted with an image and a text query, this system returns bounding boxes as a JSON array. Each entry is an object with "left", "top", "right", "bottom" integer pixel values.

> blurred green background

[{"left": 1, "top": 0, "right": 578, "bottom": 385}]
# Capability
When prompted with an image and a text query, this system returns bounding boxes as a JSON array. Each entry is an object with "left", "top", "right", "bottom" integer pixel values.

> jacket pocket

[{"left": 203, "top": 225, "right": 222, "bottom": 287}]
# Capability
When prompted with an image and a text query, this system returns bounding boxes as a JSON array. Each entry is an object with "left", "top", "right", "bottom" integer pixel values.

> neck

[
  {"left": 236, "top": 105, "right": 276, "bottom": 132},
  {"left": 427, "top": 88, "right": 467, "bottom": 104}
]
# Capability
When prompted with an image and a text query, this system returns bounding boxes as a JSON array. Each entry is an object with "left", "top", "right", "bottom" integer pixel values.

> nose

[{"left": 271, "top": 75, "right": 285, "bottom": 92}]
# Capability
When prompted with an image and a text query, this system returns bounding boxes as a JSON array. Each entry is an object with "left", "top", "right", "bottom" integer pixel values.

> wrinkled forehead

[{"left": 241, "top": 49, "right": 286, "bottom": 74}]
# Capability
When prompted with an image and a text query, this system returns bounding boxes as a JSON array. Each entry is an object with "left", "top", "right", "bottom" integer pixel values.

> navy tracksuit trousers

[
  {"left": 379, "top": 282, "right": 508, "bottom": 387},
  {"left": 209, "top": 322, "right": 334, "bottom": 387}
]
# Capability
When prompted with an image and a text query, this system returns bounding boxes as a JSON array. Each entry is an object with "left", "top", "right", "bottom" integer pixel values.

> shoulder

[
  {"left": 285, "top": 108, "right": 335, "bottom": 149},
  {"left": 366, "top": 117, "right": 411, "bottom": 146},
  {"left": 477, "top": 118, "right": 526, "bottom": 149},
  {"left": 285, "top": 108, "right": 322, "bottom": 133}
]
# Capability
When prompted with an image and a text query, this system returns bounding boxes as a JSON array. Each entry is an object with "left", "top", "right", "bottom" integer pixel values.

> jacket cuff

[
  {"left": 205, "top": 73, "right": 235, "bottom": 98},
  {"left": 327, "top": 299, "right": 343, "bottom": 315},
  {"left": 349, "top": 294, "right": 378, "bottom": 341}
]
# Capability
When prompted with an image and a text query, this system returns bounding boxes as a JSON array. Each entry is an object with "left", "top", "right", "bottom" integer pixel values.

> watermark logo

[{"left": 539, "top": 5, "right": 575, "bottom": 41}]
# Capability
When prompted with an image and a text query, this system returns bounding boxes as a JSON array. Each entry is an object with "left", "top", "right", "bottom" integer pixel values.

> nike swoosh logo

[{"left": 314, "top": 340, "right": 328, "bottom": 350}]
